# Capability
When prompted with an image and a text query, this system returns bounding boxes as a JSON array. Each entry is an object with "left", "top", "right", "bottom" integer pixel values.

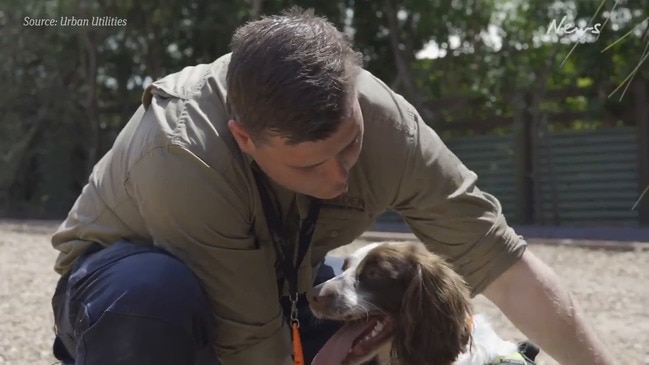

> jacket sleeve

[
  {"left": 125, "top": 144, "right": 292, "bottom": 365},
  {"left": 389, "top": 99, "right": 527, "bottom": 296}
]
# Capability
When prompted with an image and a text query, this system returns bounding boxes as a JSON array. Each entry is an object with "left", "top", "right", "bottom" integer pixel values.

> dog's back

[{"left": 455, "top": 314, "right": 520, "bottom": 365}]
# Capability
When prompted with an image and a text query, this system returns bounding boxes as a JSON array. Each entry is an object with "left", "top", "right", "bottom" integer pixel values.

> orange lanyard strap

[
  {"left": 291, "top": 321, "right": 304, "bottom": 365},
  {"left": 290, "top": 295, "right": 304, "bottom": 365}
]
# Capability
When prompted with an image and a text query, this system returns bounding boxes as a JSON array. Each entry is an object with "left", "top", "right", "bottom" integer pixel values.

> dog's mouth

[{"left": 312, "top": 315, "right": 396, "bottom": 365}]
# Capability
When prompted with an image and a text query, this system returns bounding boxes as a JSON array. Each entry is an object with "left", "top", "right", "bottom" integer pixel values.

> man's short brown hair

[{"left": 226, "top": 7, "right": 363, "bottom": 145}]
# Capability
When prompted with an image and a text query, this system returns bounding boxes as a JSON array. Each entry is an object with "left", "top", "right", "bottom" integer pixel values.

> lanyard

[{"left": 251, "top": 164, "right": 321, "bottom": 365}]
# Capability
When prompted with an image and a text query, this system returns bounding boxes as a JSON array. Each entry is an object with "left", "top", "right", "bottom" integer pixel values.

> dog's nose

[{"left": 307, "top": 284, "right": 334, "bottom": 310}]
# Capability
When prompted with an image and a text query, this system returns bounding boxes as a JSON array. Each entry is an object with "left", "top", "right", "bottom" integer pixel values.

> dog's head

[{"left": 309, "top": 241, "right": 473, "bottom": 365}]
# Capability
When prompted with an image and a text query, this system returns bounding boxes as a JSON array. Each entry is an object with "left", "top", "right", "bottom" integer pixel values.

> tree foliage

[{"left": 1, "top": 0, "right": 647, "bottom": 217}]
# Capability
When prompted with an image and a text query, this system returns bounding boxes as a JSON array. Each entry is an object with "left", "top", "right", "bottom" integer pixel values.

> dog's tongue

[{"left": 311, "top": 320, "right": 374, "bottom": 365}]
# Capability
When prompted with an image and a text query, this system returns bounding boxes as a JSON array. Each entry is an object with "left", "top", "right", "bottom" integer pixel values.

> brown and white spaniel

[{"left": 307, "top": 241, "right": 525, "bottom": 365}]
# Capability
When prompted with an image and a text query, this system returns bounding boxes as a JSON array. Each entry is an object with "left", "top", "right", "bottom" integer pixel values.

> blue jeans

[{"left": 51, "top": 240, "right": 344, "bottom": 364}]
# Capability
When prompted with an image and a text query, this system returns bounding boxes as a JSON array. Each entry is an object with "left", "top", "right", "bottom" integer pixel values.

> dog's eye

[{"left": 360, "top": 266, "right": 381, "bottom": 281}]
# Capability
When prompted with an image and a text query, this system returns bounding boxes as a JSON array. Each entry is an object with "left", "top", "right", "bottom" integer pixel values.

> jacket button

[{"left": 330, "top": 231, "right": 339, "bottom": 238}]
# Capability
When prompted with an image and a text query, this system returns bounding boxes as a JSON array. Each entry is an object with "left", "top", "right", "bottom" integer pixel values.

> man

[{"left": 50, "top": 7, "right": 614, "bottom": 365}]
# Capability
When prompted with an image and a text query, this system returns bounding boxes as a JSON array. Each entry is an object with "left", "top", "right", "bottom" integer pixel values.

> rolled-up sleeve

[
  {"left": 125, "top": 144, "right": 291, "bottom": 365},
  {"left": 390, "top": 102, "right": 527, "bottom": 296}
]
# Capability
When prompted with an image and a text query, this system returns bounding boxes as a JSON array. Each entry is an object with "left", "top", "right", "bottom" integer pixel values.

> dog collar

[{"left": 489, "top": 352, "right": 528, "bottom": 364}]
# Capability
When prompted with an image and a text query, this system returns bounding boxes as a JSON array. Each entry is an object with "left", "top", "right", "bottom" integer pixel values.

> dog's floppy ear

[{"left": 393, "top": 251, "right": 473, "bottom": 364}]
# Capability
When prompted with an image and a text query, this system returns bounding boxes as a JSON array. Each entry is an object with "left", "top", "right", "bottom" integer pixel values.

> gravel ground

[{"left": 1, "top": 219, "right": 648, "bottom": 364}]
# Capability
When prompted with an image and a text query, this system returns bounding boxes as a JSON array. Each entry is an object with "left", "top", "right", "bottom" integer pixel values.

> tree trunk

[
  {"left": 79, "top": 30, "right": 100, "bottom": 176},
  {"left": 251, "top": 0, "right": 264, "bottom": 19},
  {"left": 530, "top": 47, "right": 561, "bottom": 225},
  {"left": 382, "top": 0, "right": 435, "bottom": 124},
  {"left": 632, "top": 78, "right": 649, "bottom": 224}
]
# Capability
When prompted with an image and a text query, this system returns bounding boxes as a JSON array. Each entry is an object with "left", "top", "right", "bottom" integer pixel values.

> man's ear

[{"left": 228, "top": 120, "right": 257, "bottom": 155}]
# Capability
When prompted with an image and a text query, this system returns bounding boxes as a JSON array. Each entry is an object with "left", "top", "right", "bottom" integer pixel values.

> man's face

[{"left": 230, "top": 97, "right": 364, "bottom": 200}]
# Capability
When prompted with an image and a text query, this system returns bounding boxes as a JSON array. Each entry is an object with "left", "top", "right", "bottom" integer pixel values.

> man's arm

[
  {"left": 126, "top": 143, "right": 292, "bottom": 365},
  {"left": 361, "top": 74, "right": 614, "bottom": 364},
  {"left": 483, "top": 249, "right": 615, "bottom": 365}
]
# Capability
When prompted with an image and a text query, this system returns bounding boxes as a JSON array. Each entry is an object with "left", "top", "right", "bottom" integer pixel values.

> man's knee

[
  {"left": 55, "top": 242, "right": 216, "bottom": 363},
  {"left": 84, "top": 250, "right": 214, "bottom": 334}
]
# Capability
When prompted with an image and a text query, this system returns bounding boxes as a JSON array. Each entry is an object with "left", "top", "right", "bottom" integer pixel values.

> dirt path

[{"left": 1, "top": 220, "right": 647, "bottom": 364}]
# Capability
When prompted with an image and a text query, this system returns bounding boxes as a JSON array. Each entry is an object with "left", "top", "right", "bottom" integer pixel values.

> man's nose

[{"left": 326, "top": 157, "right": 349, "bottom": 184}]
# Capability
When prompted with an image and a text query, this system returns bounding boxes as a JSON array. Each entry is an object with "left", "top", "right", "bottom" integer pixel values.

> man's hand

[{"left": 483, "top": 249, "right": 615, "bottom": 365}]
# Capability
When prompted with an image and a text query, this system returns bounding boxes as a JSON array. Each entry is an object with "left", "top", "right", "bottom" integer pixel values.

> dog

[{"left": 307, "top": 241, "right": 532, "bottom": 365}]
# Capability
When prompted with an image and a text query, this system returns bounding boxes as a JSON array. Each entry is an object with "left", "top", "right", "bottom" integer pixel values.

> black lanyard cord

[{"left": 251, "top": 164, "right": 321, "bottom": 301}]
